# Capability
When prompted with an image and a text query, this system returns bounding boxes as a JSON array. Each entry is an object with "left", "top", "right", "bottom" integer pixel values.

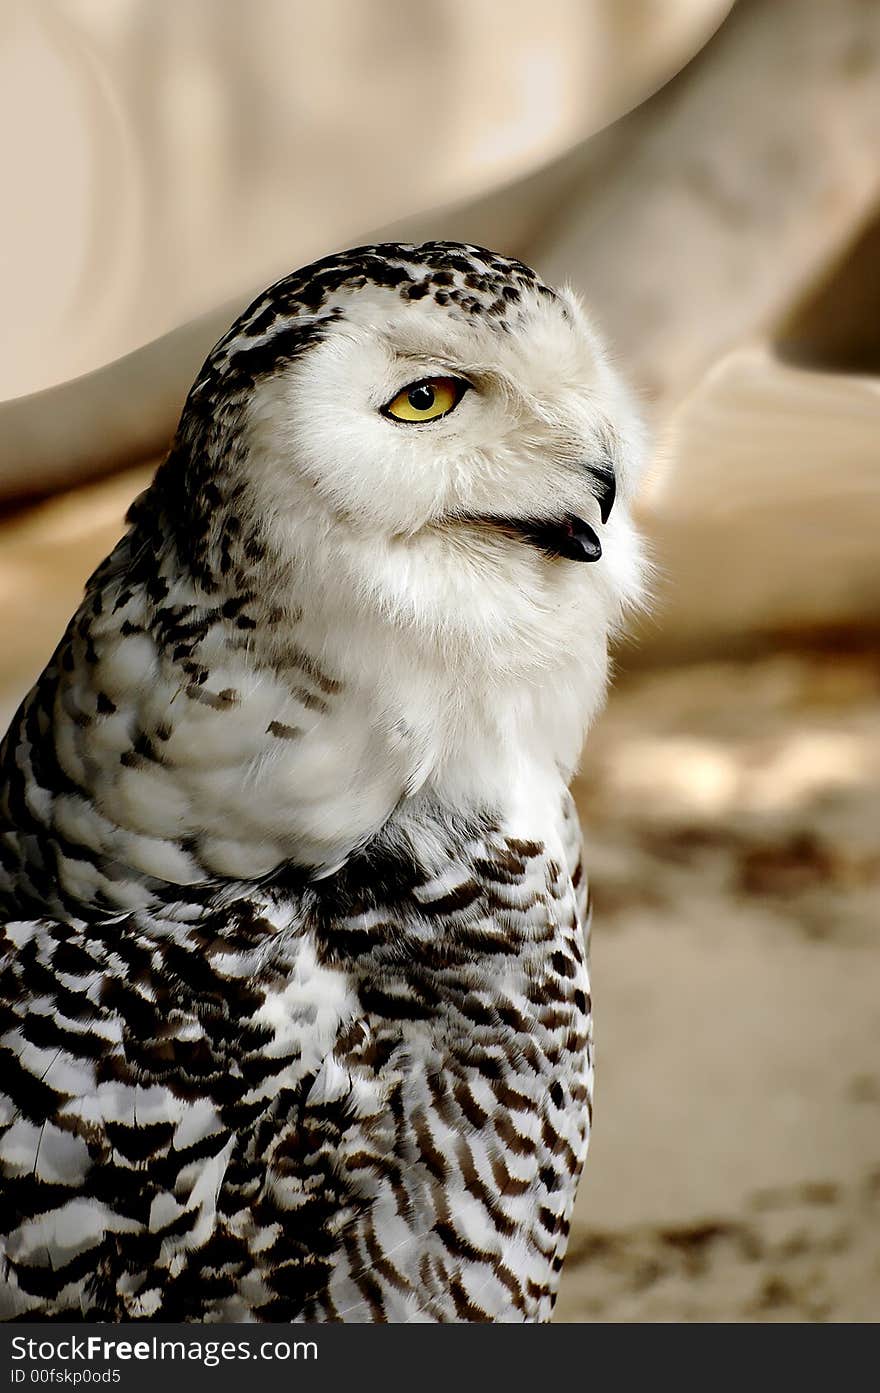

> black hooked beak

[
  {"left": 585, "top": 464, "right": 616, "bottom": 525},
  {"left": 463, "top": 461, "right": 616, "bottom": 564}
]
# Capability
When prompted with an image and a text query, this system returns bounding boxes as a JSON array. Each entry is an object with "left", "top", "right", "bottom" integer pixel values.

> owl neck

[{"left": 0, "top": 486, "right": 602, "bottom": 921}]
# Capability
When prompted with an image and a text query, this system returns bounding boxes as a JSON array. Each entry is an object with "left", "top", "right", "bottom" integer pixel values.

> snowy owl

[{"left": 0, "top": 242, "right": 645, "bottom": 1322}]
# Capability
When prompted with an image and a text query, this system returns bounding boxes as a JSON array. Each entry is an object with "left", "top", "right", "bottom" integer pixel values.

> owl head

[
  {"left": 156, "top": 242, "right": 646, "bottom": 687},
  {"left": 24, "top": 244, "right": 650, "bottom": 896}
]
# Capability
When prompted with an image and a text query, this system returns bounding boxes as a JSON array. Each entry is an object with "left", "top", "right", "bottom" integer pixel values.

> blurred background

[{"left": 1, "top": 0, "right": 879, "bottom": 1321}]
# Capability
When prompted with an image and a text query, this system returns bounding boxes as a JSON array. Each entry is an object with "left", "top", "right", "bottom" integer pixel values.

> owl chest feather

[
  {"left": 321, "top": 919, "right": 593, "bottom": 1323},
  {"left": 0, "top": 800, "right": 591, "bottom": 1323},
  {"left": 238, "top": 811, "right": 593, "bottom": 1323}
]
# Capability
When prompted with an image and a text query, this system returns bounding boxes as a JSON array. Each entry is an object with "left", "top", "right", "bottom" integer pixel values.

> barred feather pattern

[
  {"left": 0, "top": 800, "right": 591, "bottom": 1321},
  {"left": 0, "top": 240, "right": 644, "bottom": 1322}
]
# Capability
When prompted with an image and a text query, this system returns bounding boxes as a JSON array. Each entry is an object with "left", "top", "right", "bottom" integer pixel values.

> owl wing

[
  {"left": 0, "top": 887, "right": 351, "bottom": 1321},
  {"left": 0, "top": 595, "right": 435, "bottom": 922}
]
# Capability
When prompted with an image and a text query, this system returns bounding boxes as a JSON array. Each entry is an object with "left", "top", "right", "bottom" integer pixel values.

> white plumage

[{"left": 0, "top": 242, "right": 645, "bottom": 1321}]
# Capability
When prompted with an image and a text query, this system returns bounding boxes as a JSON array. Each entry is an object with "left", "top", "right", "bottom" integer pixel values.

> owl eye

[{"left": 381, "top": 376, "right": 468, "bottom": 423}]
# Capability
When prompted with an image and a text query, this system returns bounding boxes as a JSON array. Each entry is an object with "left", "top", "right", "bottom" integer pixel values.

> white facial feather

[{"left": 242, "top": 277, "right": 646, "bottom": 813}]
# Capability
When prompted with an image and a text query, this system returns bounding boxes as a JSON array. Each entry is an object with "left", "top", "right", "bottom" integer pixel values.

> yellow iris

[{"left": 382, "top": 376, "right": 464, "bottom": 423}]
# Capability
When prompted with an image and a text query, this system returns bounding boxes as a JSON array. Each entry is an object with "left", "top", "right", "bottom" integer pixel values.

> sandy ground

[
  {"left": 1, "top": 484, "right": 878, "bottom": 1322},
  {"left": 559, "top": 647, "right": 880, "bottom": 1321}
]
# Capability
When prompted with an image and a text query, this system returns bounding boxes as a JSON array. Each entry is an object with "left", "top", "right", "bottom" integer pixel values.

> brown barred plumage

[{"left": 0, "top": 241, "right": 644, "bottom": 1321}]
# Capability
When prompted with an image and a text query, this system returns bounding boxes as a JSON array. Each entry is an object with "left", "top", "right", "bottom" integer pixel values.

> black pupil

[{"left": 408, "top": 382, "right": 436, "bottom": 412}]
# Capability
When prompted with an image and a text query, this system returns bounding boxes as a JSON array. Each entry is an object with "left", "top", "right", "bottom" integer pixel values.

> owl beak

[
  {"left": 518, "top": 515, "right": 602, "bottom": 562},
  {"left": 458, "top": 513, "right": 603, "bottom": 561},
  {"left": 584, "top": 464, "right": 616, "bottom": 525},
  {"left": 509, "top": 461, "right": 613, "bottom": 562}
]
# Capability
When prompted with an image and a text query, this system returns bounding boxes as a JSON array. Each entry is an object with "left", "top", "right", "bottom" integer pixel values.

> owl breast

[
  {"left": 289, "top": 801, "right": 593, "bottom": 1323},
  {"left": 0, "top": 796, "right": 591, "bottom": 1323}
]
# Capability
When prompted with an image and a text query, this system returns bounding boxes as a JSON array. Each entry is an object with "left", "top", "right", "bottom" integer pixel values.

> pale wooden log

[
  {"left": 0, "top": 465, "right": 153, "bottom": 725},
  {"left": 0, "top": 311, "right": 234, "bottom": 504},
  {"left": 533, "top": 0, "right": 880, "bottom": 408},
  {"left": 633, "top": 346, "right": 880, "bottom": 657}
]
